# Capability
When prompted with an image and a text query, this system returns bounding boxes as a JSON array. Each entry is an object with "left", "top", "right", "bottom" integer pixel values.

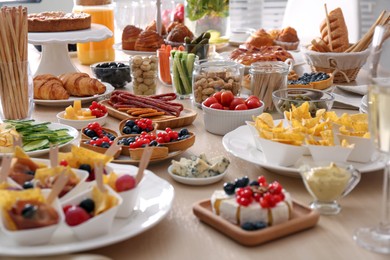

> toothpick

[
  {"left": 46, "top": 172, "right": 68, "bottom": 205},
  {"left": 94, "top": 160, "right": 106, "bottom": 193},
  {"left": 104, "top": 141, "right": 121, "bottom": 158},
  {"left": 135, "top": 146, "right": 153, "bottom": 185},
  {"left": 0, "top": 154, "right": 12, "bottom": 182},
  {"left": 324, "top": 4, "right": 333, "bottom": 51},
  {"left": 49, "top": 144, "right": 58, "bottom": 168},
  {"left": 12, "top": 135, "right": 22, "bottom": 148}
]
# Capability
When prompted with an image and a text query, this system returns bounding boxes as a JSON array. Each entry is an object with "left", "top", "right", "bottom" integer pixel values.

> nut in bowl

[
  {"left": 90, "top": 61, "right": 131, "bottom": 88},
  {"left": 202, "top": 93, "right": 264, "bottom": 136},
  {"left": 272, "top": 88, "right": 334, "bottom": 117},
  {"left": 299, "top": 161, "right": 361, "bottom": 215}
]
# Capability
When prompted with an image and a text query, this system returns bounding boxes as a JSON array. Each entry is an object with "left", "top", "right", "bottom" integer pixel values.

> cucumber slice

[{"left": 23, "top": 139, "right": 50, "bottom": 152}]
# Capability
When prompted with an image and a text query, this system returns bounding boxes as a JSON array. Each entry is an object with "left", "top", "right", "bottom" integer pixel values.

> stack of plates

[{"left": 360, "top": 95, "right": 368, "bottom": 113}]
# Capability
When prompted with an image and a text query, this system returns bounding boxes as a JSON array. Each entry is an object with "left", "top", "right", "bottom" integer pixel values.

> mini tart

[
  {"left": 160, "top": 132, "right": 195, "bottom": 152},
  {"left": 129, "top": 146, "right": 168, "bottom": 160},
  {"left": 288, "top": 73, "right": 333, "bottom": 90},
  {"left": 79, "top": 140, "right": 121, "bottom": 158},
  {"left": 119, "top": 119, "right": 157, "bottom": 136},
  {"left": 81, "top": 127, "right": 118, "bottom": 140}
]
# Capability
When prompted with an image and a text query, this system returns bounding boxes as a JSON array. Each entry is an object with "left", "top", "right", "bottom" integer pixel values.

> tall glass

[{"left": 353, "top": 24, "right": 390, "bottom": 254}]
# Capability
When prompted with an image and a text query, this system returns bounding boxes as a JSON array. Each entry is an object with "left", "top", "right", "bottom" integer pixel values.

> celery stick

[
  {"left": 186, "top": 53, "right": 196, "bottom": 81},
  {"left": 174, "top": 52, "right": 191, "bottom": 94}
]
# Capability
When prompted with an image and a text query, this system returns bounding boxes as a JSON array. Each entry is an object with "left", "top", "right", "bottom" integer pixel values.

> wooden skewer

[
  {"left": 324, "top": 4, "right": 333, "bottom": 52},
  {"left": 135, "top": 146, "right": 153, "bottom": 185},
  {"left": 94, "top": 160, "right": 106, "bottom": 192},
  {"left": 49, "top": 144, "right": 59, "bottom": 168},
  {"left": 46, "top": 173, "right": 68, "bottom": 205},
  {"left": 105, "top": 141, "right": 121, "bottom": 158},
  {"left": 0, "top": 155, "right": 12, "bottom": 183}
]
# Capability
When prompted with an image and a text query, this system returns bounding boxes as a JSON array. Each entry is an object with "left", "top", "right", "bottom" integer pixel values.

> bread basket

[{"left": 301, "top": 45, "right": 370, "bottom": 83}]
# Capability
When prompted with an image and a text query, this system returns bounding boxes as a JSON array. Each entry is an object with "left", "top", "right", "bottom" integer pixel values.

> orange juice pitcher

[{"left": 73, "top": 0, "right": 115, "bottom": 65}]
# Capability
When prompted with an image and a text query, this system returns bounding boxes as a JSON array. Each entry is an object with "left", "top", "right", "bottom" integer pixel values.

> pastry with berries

[{"left": 211, "top": 175, "right": 293, "bottom": 230}]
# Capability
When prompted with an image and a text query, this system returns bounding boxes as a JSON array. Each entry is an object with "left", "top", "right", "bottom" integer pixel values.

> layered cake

[
  {"left": 28, "top": 11, "right": 91, "bottom": 32},
  {"left": 211, "top": 176, "right": 293, "bottom": 230}
]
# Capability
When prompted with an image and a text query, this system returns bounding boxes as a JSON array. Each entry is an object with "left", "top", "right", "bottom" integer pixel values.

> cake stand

[{"left": 28, "top": 24, "right": 112, "bottom": 76}]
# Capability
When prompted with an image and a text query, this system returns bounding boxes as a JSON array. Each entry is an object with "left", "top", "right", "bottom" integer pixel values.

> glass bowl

[
  {"left": 272, "top": 88, "right": 335, "bottom": 117},
  {"left": 90, "top": 61, "right": 131, "bottom": 88}
]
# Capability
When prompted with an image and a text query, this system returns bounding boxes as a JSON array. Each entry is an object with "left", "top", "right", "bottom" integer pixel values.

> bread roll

[
  {"left": 320, "top": 7, "right": 349, "bottom": 52},
  {"left": 134, "top": 30, "right": 165, "bottom": 52}
]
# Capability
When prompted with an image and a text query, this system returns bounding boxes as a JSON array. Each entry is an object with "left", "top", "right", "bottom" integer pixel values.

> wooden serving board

[
  {"left": 99, "top": 100, "right": 198, "bottom": 130},
  {"left": 112, "top": 150, "right": 184, "bottom": 165},
  {"left": 193, "top": 199, "right": 320, "bottom": 246}
]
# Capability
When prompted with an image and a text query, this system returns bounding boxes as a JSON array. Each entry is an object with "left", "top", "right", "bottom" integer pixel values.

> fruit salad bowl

[{"left": 90, "top": 61, "right": 131, "bottom": 88}]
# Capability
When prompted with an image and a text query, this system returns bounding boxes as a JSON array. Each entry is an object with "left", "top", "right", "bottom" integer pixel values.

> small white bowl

[
  {"left": 337, "top": 134, "right": 376, "bottom": 163},
  {"left": 167, "top": 165, "right": 227, "bottom": 186},
  {"left": 61, "top": 184, "right": 122, "bottom": 240},
  {"left": 56, "top": 110, "right": 107, "bottom": 130},
  {"left": 0, "top": 189, "right": 64, "bottom": 246},
  {"left": 259, "top": 137, "right": 306, "bottom": 167},
  {"left": 307, "top": 144, "right": 354, "bottom": 163},
  {"left": 202, "top": 101, "right": 264, "bottom": 136}
]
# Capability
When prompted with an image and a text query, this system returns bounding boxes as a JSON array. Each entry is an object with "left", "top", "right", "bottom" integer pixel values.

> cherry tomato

[
  {"left": 229, "top": 97, "right": 246, "bottom": 110},
  {"left": 247, "top": 95, "right": 260, "bottom": 101},
  {"left": 221, "top": 91, "right": 234, "bottom": 107},
  {"left": 246, "top": 98, "right": 262, "bottom": 109},
  {"left": 213, "top": 92, "right": 222, "bottom": 103},
  {"left": 210, "top": 103, "right": 224, "bottom": 110},
  {"left": 203, "top": 97, "right": 218, "bottom": 107},
  {"left": 235, "top": 104, "right": 248, "bottom": 110}
]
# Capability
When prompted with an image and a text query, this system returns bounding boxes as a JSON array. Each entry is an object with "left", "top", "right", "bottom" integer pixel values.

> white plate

[
  {"left": 167, "top": 165, "right": 227, "bottom": 186},
  {"left": 0, "top": 162, "right": 174, "bottom": 257},
  {"left": 6, "top": 123, "right": 78, "bottom": 157},
  {"left": 361, "top": 94, "right": 368, "bottom": 108},
  {"left": 113, "top": 43, "right": 156, "bottom": 56},
  {"left": 34, "top": 83, "right": 115, "bottom": 107},
  {"left": 222, "top": 125, "right": 383, "bottom": 178}
]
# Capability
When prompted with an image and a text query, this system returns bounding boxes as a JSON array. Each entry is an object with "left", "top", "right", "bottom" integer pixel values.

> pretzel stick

[{"left": 324, "top": 4, "right": 333, "bottom": 51}]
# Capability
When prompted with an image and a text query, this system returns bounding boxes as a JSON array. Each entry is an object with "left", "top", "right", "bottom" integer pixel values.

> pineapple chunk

[
  {"left": 64, "top": 106, "right": 77, "bottom": 119},
  {"left": 73, "top": 100, "right": 82, "bottom": 112}
]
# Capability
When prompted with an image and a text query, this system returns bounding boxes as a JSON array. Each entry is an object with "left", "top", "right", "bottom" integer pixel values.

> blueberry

[
  {"left": 107, "top": 133, "right": 116, "bottom": 141},
  {"left": 254, "top": 221, "right": 267, "bottom": 230},
  {"left": 128, "top": 137, "right": 136, "bottom": 143},
  {"left": 223, "top": 182, "right": 236, "bottom": 195},
  {"left": 241, "top": 222, "right": 255, "bottom": 231},
  {"left": 23, "top": 181, "right": 34, "bottom": 189},
  {"left": 79, "top": 164, "right": 92, "bottom": 174},
  {"left": 79, "top": 198, "right": 95, "bottom": 213},
  {"left": 101, "top": 142, "right": 110, "bottom": 148},
  {"left": 84, "top": 128, "right": 97, "bottom": 138},
  {"left": 118, "top": 63, "right": 126, "bottom": 68},
  {"left": 249, "top": 180, "right": 259, "bottom": 186},
  {"left": 25, "top": 170, "right": 35, "bottom": 176},
  {"left": 123, "top": 126, "right": 132, "bottom": 134},
  {"left": 132, "top": 125, "right": 141, "bottom": 134},
  {"left": 22, "top": 204, "right": 37, "bottom": 219},
  {"left": 179, "top": 128, "right": 189, "bottom": 137},
  {"left": 141, "top": 144, "right": 147, "bottom": 148},
  {"left": 149, "top": 140, "right": 158, "bottom": 146},
  {"left": 125, "top": 120, "right": 136, "bottom": 128},
  {"left": 235, "top": 176, "right": 249, "bottom": 188}
]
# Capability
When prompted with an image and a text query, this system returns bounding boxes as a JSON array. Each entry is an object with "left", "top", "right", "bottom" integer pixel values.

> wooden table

[{"left": 19, "top": 47, "right": 390, "bottom": 260}]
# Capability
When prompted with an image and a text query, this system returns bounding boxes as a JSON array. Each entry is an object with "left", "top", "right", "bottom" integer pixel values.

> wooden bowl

[
  {"left": 79, "top": 140, "right": 121, "bottom": 158},
  {"left": 161, "top": 132, "right": 195, "bottom": 152},
  {"left": 129, "top": 146, "right": 169, "bottom": 160},
  {"left": 119, "top": 119, "right": 158, "bottom": 136},
  {"left": 81, "top": 127, "right": 118, "bottom": 140}
]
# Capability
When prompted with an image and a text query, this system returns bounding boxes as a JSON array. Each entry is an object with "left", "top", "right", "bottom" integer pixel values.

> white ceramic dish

[
  {"left": 34, "top": 83, "right": 114, "bottom": 107},
  {"left": 0, "top": 123, "right": 78, "bottom": 157},
  {"left": 0, "top": 163, "right": 174, "bottom": 257},
  {"left": 113, "top": 43, "right": 156, "bottom": 56},
  {"left": 56, "top": 110, "right": 107, "bottom": 130},
  {"left": 222, "top": 125, "right": 383, "bottom": 178},
  {"left": 167, "top": 165, "right": 227, "bottom": 186}
]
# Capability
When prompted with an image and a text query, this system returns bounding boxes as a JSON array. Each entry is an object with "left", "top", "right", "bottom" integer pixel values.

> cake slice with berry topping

[{"left": 211, "top": 176, "right": 293, "bottom": 231}]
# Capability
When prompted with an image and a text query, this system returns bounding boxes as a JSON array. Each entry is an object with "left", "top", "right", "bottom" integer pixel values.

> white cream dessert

[{"left": 211, "top": 176, "right": 293, "bottom": 230}]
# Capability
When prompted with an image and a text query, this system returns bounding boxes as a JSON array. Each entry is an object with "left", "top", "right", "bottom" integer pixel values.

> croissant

[
  {"left": 122, "top": 25, "right": 143, "bottom": 50},
  {"left": 33, "top": 74, "right": 69, "bottom": 100},
  {"left": 245, "top": 29, "right": 274, "bottom": 49},
  {"left": 320, "top": 7, "right": 349, "bottom": 52},
  {"left": 145, "top": 20, "right": 167, "bottom": 36},
  {"left": 134, "top": 30, "right": 164, "bottom": 52},
  {"left": 58, "top": 72, "right": 106, "bottom": 97}
]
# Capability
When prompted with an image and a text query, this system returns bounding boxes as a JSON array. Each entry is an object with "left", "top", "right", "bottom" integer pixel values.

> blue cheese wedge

[{"left": 171, "top": 153, "right": 230, "bottom": 178}]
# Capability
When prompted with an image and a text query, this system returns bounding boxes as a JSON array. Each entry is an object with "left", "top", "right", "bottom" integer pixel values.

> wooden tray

[
  {"left": 112, "top": 150, "right": 184, "bottom": 165},
  {"left": 100, "top": 100, "right": 198, "bottom": 130},
  {"left": 193, "top": 199, "right": 320, "bottom": 246}
]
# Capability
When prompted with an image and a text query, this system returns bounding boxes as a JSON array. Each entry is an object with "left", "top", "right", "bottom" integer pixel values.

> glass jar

[
  {"left": 185, "top": 0, "right": 229, "bottom": 37},
  {"left": 73, "top": 0, "right": 115, "bottom": 65},
  {"left": 130, "top": 55, "right": 158, "bottom": 95},
  {"left": 192, "top": 60, "right": 242, "bottom": 107},
  {"left": 249, "top": 61, "right": 292, "bottom": 112}
]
